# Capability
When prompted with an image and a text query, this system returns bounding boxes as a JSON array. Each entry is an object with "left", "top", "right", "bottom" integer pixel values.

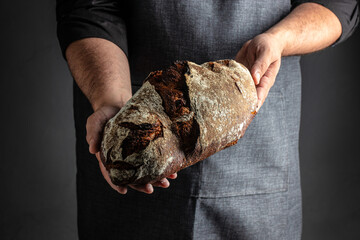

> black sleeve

[
  {"left": 291, "top": 0, "right": 359, "bottom": 45},
  {"left": 56, "top": 0, "right": 128, "bottom": 59}
]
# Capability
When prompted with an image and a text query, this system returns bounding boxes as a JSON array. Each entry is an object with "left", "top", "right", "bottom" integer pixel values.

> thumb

[
  {"left": 86, "top": 106, "right": 120, "bottom": 154},
  {"left": 251, "top": 49, "right": 271, "bottom": 85}
]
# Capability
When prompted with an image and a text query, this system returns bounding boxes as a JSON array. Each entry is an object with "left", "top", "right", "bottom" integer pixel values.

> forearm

[
  {"left": 65, "top": 38, "right": 132, "bottom": 111},
  {"left": 267, "top": 2, "right": 342, "bottom": 56}
]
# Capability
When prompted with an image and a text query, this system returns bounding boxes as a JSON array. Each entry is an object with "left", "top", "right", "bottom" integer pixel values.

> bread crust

[{"left": 100, "top": 60, "right": 257, "bottom": 185}]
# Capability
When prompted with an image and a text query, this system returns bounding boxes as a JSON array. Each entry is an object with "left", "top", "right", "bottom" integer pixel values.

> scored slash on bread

[{"left": 100, "top": 60, "right": 258, "bottom": 186}]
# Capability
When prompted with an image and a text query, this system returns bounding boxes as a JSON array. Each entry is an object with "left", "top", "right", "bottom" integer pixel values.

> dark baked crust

[
  {"left": 146, "top": 61, "right": 200, "bottom": 156},
  {"left": 100, "top": 60, "right": 257, "bottom": 186},
  {"left": 120, "top": 121, "right": 163, "bottom": 160}
]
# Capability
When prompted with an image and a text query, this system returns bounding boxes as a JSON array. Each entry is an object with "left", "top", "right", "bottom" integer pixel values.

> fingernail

[
  {"left": 118, "top": 188, "right": 127, "bottom": 194},
  {"left": 160, "top": 179, "right": 169, "bottom": 187},
  {"left": 146, "top": 184, "right": 153, "bottom": 193},
  {"left": 255, "top": 72, "right": 260, "bottom": 84}
]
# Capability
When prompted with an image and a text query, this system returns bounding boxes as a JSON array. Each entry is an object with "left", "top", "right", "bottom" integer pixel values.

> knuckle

[
  {"left": 259, "top": 61, "right": 267, "bottom": 70},
  {"left": 86, "top": 114, "right": 95, "bottom": 126},
  {"left": 244, "top": 40, "right": 251, "bottom": 48},
  {"left": 255, "top": 61, "right": 268, "bottom": 72},
  {"left": 261, "top": 76, "right": 273, "bottom": 86},
  {"left": 86, "top": 118, "right": 93, "bottom": 132},
  {"left": 255, "top": 44, "right": 263, "bottom": 53},
  {"left": 88, "top": 111, "right": 107, "bottom": 128},
  {"left": 265, "top": 71, "right": 275, "bottom": 80}
]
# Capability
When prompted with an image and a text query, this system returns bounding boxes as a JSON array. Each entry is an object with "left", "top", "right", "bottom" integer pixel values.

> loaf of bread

[{"left": 100, "top": 60, "right": 257, "bottom": 186}]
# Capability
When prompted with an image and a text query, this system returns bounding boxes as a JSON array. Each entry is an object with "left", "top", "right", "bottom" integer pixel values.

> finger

[
  {"left": 255, "top": 59, "right": 281, "bottom": 111},
  {"left": 86, "top": 111, "right": 108, "bottom": 154},
  {"left": 152, "top": 178, "right": 170, "bottom": 188},
  {"left": 167, "top": 173, "right": 177, "bottom": 179},
  {"left": 129, "top": 183, "right": 154, "bottom": 194},
  {"left": 96, "top": 152, "right": 128, "bottom": 194},
  {"left": 86, "top": 106, "right": 120, "bottom": 154},
  {"left": 251, "top": 47, "right": 272, "bottom": 85},
  {"left": 99, "top": 161, "right": 128, "bottom": 194}
]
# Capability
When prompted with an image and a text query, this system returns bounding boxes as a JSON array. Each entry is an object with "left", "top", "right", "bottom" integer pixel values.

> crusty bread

[{"left": 100, "top": 60, "right": 257, "bottom": 185}]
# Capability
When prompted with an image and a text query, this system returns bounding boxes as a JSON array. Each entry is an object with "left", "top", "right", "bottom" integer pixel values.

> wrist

[
  {"left": 265, "top": 28, "right": 288, "bottom": 56},
  {"left": 91, "top": 88, "right": 132, "bottom": 111}
]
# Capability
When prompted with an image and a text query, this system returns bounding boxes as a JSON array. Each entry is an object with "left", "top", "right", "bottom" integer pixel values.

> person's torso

[{"left": 123, "top": 0, "right": 301, "bottom": 199}]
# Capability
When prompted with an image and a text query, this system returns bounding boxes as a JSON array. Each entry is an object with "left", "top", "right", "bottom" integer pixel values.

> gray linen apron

[{"left": 74, "top": 1, "right": 302, "bottom": 239}]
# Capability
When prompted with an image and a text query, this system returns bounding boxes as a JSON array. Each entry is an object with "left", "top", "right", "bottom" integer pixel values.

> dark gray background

[{"left": 0, "top": 1, "right": 359, "bottom": 239}]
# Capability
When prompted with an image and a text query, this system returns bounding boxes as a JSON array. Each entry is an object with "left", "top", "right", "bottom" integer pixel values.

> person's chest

[{"left": 126, "top": 0, "right": 291, "bottom": 84}]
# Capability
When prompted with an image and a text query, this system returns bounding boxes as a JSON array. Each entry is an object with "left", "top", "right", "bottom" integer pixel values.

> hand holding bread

[{"left": 100, "top": 60, "right": 258, "bottom": 186}]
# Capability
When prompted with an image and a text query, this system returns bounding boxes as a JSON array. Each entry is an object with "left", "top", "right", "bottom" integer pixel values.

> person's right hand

[{"left": 86, "top": 105, "right": 177, "bottom": 195}]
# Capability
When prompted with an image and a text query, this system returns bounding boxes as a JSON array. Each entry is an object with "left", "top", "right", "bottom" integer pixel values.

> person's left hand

[{"left": 235, "top": 33, "right": 284, "bottom": 111}]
